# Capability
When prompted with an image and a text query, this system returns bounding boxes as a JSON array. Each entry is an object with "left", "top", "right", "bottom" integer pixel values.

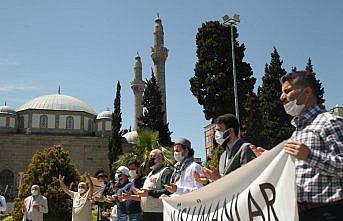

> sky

[{"left": 1, "top": 0, "right": 342, "bottom": 161}]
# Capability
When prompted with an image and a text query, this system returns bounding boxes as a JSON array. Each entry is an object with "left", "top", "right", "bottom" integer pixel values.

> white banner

[{"left": 163, "top": 143, "right": 298, "bottom": 221}]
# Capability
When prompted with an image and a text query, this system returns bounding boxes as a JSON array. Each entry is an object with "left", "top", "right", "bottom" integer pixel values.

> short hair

[
  {"left": 151, "top": 149, "right": 164, "bottom": 160},
  {"left": 214, "top": 113, "right": 239, "bottom": 136},
  {"left": 280, "top": 70, "right": 318, "bottom": 98},
  {"left": 128, "top": 160, "right": 140, "bottom": 168}
]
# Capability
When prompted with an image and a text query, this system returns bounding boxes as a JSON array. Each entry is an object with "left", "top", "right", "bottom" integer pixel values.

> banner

[{"left": 163, "top": 143, "right": 298, "bottom": 221}]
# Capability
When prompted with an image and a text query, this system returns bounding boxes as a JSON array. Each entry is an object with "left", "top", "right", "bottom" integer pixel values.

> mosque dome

[
  {"left": 123, "top": 131, "right": 138, "bottom": 144},
  {"left": 17, "top": 94, "right": 97, "bottom": 115},
  {"left": 0, "top": 105, "right": 16, "bottom": 115},
  {"left": 96, "top": 110, "right": 112, "bottom": 120}
]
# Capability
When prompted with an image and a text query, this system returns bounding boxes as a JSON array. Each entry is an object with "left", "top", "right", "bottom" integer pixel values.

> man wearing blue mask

[
  {"left": 199, "top": 113, "right": 256, "bottom": 182},
  {"left": 251, "top": 71, "right": 343, "bottom": 221}
]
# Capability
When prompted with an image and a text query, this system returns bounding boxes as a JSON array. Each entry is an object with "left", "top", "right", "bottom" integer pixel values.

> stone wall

[{"left": 0, "top": 134, "right": 114, "bottom": 198}]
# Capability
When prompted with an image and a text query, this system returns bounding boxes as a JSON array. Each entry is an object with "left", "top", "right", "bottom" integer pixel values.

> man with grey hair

[
  {"left": 136, "top": 148, "right": 172, "bottom": 221},
  {"left": 252, "top": 70, "right": 343, "bottom": 220},
  {"left": 21, "top": 185, "right": 48, "bottom": 221}
]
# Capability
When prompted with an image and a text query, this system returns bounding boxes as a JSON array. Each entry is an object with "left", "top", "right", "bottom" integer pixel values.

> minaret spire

[
  {"left": 58, "top": 85, "right": 61, "bottom": 95},
  {"left": 151, "top": 15, "right": 168, "bottom": 123},
  {"left": 131, "top": 53, "right": 145, "bottom": 130}
]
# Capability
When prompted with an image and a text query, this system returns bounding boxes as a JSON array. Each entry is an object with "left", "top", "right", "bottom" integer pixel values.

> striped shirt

[{"left": 290, "top": 105, "right": 343, "bottom": 203}]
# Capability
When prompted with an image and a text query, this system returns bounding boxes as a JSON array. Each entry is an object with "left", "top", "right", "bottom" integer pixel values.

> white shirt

[
  {"left": 173, "top": 161, "right": 203, "bottom": 196},
  {"left": 0, "top": 195, "right": 6, "bottom": 212},
  {"left": 27, "top": 196, "right": 38, "bottom": 220}
]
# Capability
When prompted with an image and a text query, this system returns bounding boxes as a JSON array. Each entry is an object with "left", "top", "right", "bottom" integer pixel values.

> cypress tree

[
  {"left": 189, "top": 21, "right": 256, "bottom": 135},
  {"left": 108, "top": 81, "right": 122, "bottom": 177},
  {"left": 305, "top": 57, "right": 325, "bottom": 106},
  {"left": 257, "top": 48, "right": 293, "bottom": 148},
  {"left": 139, "top": 71, "right": 172, "bottom": 147}
]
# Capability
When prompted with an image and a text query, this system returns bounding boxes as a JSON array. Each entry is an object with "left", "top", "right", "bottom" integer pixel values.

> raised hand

[
  {"left": 250, "top": 145, "right": 267, "bottom": 157},
  {"left": 164, "top": 183, "right": 177, "bottom": 193},
  {"left": 202, "top": 166, "right": 220, "bottom": 181},
  {"left": 194, "top": 170, "right": 209, "bottom": 185}
]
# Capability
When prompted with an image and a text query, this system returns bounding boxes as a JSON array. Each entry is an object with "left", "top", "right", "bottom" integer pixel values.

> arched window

[
  {"left": 88, "top": 119, "right": 93, "bottom": 131},
  {"left": 40, "top": 115, "right": 48, "bottom": 128},
  {"left": 66, "top": 116, "right": 74, "bottom": 129},
  {"left": 0, "top": 169, "right": 14, "bottom": 200},
  {"left": 18, "top": 116, "right": 24, "bottom": 129}
]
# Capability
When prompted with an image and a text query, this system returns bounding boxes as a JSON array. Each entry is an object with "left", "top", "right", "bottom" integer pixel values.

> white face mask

[
  {"left": 215, "top": 129, "right": 230, "bottom": 145},
  {"left": 174, "top": 151, "right": 184, "bottom": 162},
  {"left": 78, "top": 188, "right": 86, "bottom": 194},
  {"left": 129, "top": 170, "right": 137, "bottom": 178},
  {"left": 283, "top": 90, "right": 305, "bottom": 116},
  {"left": 31, "top": 189, "right": 39, "bottom": 196}
]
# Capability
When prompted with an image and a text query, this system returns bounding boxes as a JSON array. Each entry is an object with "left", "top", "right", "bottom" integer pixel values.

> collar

[
  {"left": 291, "top": 105, "right": 324, "bottom": 127},
  {"left": 226, "top": 138, "right": 240, "bottom": 151}
]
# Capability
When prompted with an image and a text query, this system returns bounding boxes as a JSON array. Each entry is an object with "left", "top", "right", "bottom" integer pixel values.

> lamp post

[{"left": 223, "top": 14, "right": 240, "bottom": 124}]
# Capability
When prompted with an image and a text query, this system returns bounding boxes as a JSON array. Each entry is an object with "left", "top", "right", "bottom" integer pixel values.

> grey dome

[
  {"left": 96, "top": 110, "right": 112, "bottom": 120},
  {"left": 17, "top": 94, "right": 97, "bottom": 115},
  {"left": 123, "top": 131, "right": 138, "bottom": 144},
  {"left": 0, "top": 105, "right": 16, "bottom": 115}
]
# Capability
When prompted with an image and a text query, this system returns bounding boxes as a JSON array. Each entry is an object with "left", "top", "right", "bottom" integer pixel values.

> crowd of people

[{"left": 16, "top": 70, "right": 343, "bottom": 221}]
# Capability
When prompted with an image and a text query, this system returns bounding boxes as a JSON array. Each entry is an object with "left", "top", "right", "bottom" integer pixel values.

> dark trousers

[
  {"left": 299, "top": 203, "right": 343, "bottom": 221},
  {"left": 143, "top": 212, "right": 163, "bottom": 221}
]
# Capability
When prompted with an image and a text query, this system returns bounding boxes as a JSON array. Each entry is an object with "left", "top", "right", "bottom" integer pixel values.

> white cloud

[
  {"left": 0, "top": 58, "right": 22, "bottom": 65},
  {"left": 0, "top": 83, "right": 38, "bottom": 92}
]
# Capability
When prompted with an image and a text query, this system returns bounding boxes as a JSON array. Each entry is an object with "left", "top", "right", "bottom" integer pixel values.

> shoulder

[
  {"left": 24, "top": 196, "right": 31, "bottom": 201},
  {"left": 315, "top": 111, "right": 343, "bottom": 130}
]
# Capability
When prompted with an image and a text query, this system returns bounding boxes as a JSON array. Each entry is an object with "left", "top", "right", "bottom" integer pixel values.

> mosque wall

[{"left": 0, "top": 117, "right": 6, "bottom": 127}]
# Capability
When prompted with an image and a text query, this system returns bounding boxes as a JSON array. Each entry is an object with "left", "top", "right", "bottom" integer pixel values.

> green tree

[
  {"left": 257, "top": 48, "right": 294, "bottom": 148},
  {"left": 12, "top": 146, "right": 80, "bottom": 221},
  {"left": 189, "top": 21, "right": 256, "bottom": 130},
  {"left": 305, "top": 57, "right": 325, "bottom": 107},
  {"left": 108, "top": 81, "right": 123, "bottom": 178},
  {"left": 139, "top": 71, "right": 172, "bottom": 147}
]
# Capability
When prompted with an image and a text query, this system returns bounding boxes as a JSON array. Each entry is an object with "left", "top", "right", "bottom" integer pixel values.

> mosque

[{"left": 0, "top": 15, "right": 168, "bottom": 200}]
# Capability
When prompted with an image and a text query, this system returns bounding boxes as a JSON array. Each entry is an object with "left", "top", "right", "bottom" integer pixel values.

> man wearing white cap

[
  {"left": 21, "top": 185, "right": 48, "bottom": 221},
  {"left": 114, "top": 166, "right": 132, "bottom": 221}
]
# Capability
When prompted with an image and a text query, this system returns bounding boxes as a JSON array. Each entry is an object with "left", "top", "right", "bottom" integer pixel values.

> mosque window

[
  {"left": 66, "top": 116, "right": 74, "bottom": 129},
  {"left": 0, "top": 169, "right": 14, "bottom": 200},
  {"left": 88, "top": 119, "right": 93, "bottom": 131},
  {"left": 18, "top": 116, "right": 24, "bottom": 129},
  {"left": 40, "top": 115, "right": 48, "bottom": 128}
]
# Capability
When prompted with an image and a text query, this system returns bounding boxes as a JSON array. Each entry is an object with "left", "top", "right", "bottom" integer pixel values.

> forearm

[
  {"left": 128, "top": 195, "right": 141, "bottom": 201},
  {"left": 307, "top": 149, "right": 343, "bottom": 177}
]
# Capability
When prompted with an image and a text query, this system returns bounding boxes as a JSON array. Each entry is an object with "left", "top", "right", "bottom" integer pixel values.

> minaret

[
  {"left": 131, "top": 53, "right": 145, "bottom": 130},
  {"left": 151, "top": 13, "right": 168, "bottom": 123}
]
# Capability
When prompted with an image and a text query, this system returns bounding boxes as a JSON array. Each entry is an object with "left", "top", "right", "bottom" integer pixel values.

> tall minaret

[
  {"left": 131, "top": 53, "right": 145, "bottom": 130},
  {"left": 151, "top": 13, "right": 168, "bottom": 123}
]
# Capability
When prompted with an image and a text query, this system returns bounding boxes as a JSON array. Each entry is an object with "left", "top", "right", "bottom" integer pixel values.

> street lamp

[{"left": 223, "top": 14, "right": 240, "bottom": 124}]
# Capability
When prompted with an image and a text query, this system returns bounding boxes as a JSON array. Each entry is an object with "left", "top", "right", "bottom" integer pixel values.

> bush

[{"left": 12, "top": 146, "right": 80, "bottom": 221}]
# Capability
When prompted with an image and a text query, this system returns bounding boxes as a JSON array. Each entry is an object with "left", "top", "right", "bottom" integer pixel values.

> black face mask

[{"left": 147, "top": 158, "right": 156, "bottom": 167}]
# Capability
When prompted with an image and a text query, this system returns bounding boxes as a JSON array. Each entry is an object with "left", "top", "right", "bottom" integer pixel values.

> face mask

[
  {"left": 283, "top": 90, "right": 305, "bottom": 116},
  {"left": 129, "top": 170, "right": 137, "bottom": 178},
  {"left": 174, "top": 151, "right": 184, "bottom": 162},
  {"left": 31, "top": 190, "right": 39, "bottom": 196},
  {"left": 114, "top": 173, "right": 119, "bottom": 182},
  {"left": 215, "top": 129, "right": 230, "bottom": 145},
  {"left": 147, "top": 158, "right": 156, "bottom": 168},
  {"left": 78, "top": 188, "right": 86, "bottom": 194}
]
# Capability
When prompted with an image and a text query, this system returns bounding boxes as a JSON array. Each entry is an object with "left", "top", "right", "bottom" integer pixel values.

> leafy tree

[
  {"left": 12, "top": 146, "right": 80, "bottom": 221},
  {"left": 189, "top": 21, "right": 256, "bottom": 131},
  {"left": 108, "top": 81, "right": 122, "bottom": 178},
  {"left": 257, "top": 48, "right": 294, "bottom": 148},
  {"left": 139, "top": 71, "right": 172, "bottom": 147},
  {"left": 305, "top": 57, "right": 325, "bottom": 107}
]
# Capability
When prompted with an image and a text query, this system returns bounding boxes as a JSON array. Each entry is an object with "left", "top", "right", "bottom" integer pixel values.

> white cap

[{"left": 116, "top": 166, "right": 129, "bottom": 176}]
